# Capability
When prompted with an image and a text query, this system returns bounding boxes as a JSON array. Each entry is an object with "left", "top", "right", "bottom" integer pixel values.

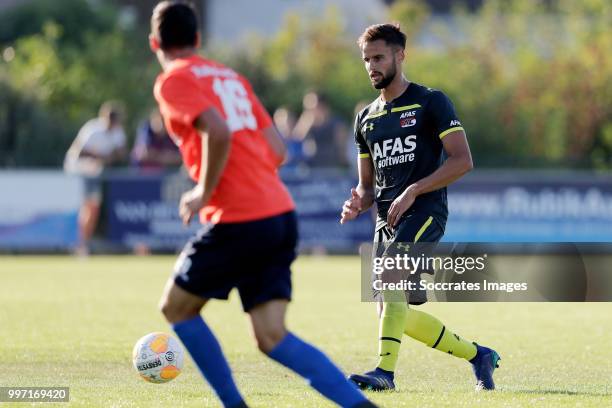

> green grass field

[{"left": 1, "top": 256, "right": 611, "bottom": 407}]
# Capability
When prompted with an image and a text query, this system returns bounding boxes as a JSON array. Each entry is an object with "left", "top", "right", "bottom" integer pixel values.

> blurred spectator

[
  {"left": 347, "top": 101, "right": 370, "bottom": 174},
  {"left": 131, "top": 110, "right": 181, "bottom": 170},
  {"left": 273, "top": 106, "right": 306, "bottom": 168},
  {"left": 293, "top": 92, "right": 349, "bottom": 169},
  {"left": 64, "top": 101, "right": 127, "bottom": 256}
]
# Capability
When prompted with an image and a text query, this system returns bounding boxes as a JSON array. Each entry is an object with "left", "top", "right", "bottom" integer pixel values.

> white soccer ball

[{"left": 133, "top": 332, "right": 184, "bottom": 383}]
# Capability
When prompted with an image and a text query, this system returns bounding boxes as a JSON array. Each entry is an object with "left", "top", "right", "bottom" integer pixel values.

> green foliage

[
  {"left": 0, "top": 1, "right": 157, "bottom": 167},
  {"left": 216, "top": 0, "right": 611, "bottom": 169},
  {"left": 1, "top": 0, "right": 611, "bottom": 168},
  {"left": 0, "top": 81, "right": 69, "bottom": 167},
  {"left": 387, "top": 0, "right": 430, "bottom": 41},
  {"left": 391, "top": 0, "right": 612, "bottom": 168},
  {"left": 212, "top": 7, "right": 378, "bottom": 119},
  {"left": 0, "top": 0, "right": 116, "bottom": 47},
  {"left": 2, "top": 255, "right": 612, "bottom": 407}
]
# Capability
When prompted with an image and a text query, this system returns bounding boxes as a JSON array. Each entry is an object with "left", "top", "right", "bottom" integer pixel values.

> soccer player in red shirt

[{"left": 149, "top": 2, "right": 375, "bottom": 407}]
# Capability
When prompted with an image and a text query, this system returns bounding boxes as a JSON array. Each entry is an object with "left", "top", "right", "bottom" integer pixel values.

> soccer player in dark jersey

[
  {"left": 149, "top": 2, "right": 376, "bottom": 407},
  {"left": 340, "top": 23, "right": 500, "bottom": 391}
]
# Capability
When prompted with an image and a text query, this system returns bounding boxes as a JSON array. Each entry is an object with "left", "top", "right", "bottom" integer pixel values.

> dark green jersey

[{"left": 354, "top": 82, "right": 464, "bottom": 229}]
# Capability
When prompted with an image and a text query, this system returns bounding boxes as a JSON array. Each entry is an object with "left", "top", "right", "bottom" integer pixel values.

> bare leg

[
  {"left": 248, "top": 300, "right": 372, "bottom": 407},
  {"left": 159, "top": 279, "right": 208, "bottom": 323},
  {"left": 248, "top": 299, "right": 288, "bottom": 353},
  {"left": 77, "top": 197, "right": 100, "bottom": 254},
  {"left": 161, "top": 280, "right": 245, "bottom": 406}
]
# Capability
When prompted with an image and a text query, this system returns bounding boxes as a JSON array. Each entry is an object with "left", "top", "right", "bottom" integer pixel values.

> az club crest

[
  {"left": 400, "top": 117, "right": 416, "bottom": 128},
  {"left": 400, "top": 110, "right": 417, "bottom": 128}
]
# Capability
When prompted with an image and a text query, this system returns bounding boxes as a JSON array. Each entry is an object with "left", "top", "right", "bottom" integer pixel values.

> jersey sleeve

[
  {"left": 75, "top": 119, "right": 97, "bottom": 149},
  {"left": 353, "top": 113, "right": 370, "bottom": 158},
  {"left": 428, "top": 91, "right": 464, "bottom": 140},
  {"left": 156, "top": 73, "right": 214, "bottom": 127}
]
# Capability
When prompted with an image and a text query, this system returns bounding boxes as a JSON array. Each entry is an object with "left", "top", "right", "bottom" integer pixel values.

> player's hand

[
  {"left": 387, "top": 185, "right": 418, "bottom": 229},
  {"left": 340, "top": 187, "right": 362, "bottom": 224},
  {"left": 179, "top": 186, "right": 208, "bottom": 226}
]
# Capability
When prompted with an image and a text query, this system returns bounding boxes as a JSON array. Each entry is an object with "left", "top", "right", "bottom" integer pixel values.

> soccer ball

[{"left": 133, "top": 332, "right": 184, "bottom": 383}]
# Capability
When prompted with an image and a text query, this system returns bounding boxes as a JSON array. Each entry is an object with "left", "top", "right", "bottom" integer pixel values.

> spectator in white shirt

[{"left": 64, "top": 101, "right": 127, "bottom": 255}]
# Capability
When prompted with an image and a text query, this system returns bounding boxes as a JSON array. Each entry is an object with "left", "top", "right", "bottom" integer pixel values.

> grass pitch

[{"left": 1, "top": 255, "right": 611, "bottom": 407}]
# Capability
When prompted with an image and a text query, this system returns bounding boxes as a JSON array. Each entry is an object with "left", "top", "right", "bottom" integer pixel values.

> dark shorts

[
  {"left": 373, "top": 211, "right": 445, "bottom": 305},
  {"left": 173, "top": 211, "right": 298, "bottom": 312},
  {"left": 83, "top": 176, "right": 102, "bottom": 201}
]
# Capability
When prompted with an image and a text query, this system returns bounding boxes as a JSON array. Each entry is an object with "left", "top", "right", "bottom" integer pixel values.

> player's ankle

[
  {"left": 228, "top": 401, "right": 249, "bottom": 408},
  {"left": 374, "top": 367, "right": 394, "bottom": 379}
]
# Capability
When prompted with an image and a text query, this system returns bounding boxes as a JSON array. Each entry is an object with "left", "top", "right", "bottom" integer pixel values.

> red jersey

[{"left": 154, "top": 55, "right": 294, "bottom": 224}]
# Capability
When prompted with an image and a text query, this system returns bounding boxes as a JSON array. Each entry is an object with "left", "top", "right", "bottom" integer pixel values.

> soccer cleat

[
  {"left": 470, "top": 343, "right": 501, "bottom": 391},
  {"left": 348, "top": 368, "right": 395, "bottom": 391}
]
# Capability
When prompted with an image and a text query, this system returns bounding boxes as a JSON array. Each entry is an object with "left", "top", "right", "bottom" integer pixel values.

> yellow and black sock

[
  {"left": 404, "top": 308, "right": 477, "bottom": 360},
  {"left": 376, "top": 302, "right": 408, "bottom": 372}
]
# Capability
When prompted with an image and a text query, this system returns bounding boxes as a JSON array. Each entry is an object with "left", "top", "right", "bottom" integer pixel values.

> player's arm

[
  {"left": 77, "top": 147, "right": 102, "bottom": 160},
  {"left": 244, "top": 80, "right": 287, "bottom": 166},
  {"left": 341, "top": 156, "right": 375, "bottom": 224},
  {"left": 341, "top": 112, "right": 376, "bottom": 224},
  {"left": 64, "top": 125, "right": 106, "bottom": 174},
  {"left": 356, "top": 156, "right": 376, "bottom": 209},
  {"left": 179, "top": 107, "right": 231, "bottom": 224},
  {"left": 387, "top": 129, "right": 472, "bottom": 227},
  {"left": 409, "top": 130, "right": 472, "bottom": 194},
  {"left": 69, "top": 126, "right": 101, "bottom": 161},
  {"left": 64, "top": 135, "right": 83, "bottom": 162},
  {"left": 262, "top": 125, "right": 288, "bottom": 166}
]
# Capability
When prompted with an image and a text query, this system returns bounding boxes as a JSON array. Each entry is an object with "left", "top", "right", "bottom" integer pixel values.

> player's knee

[
  {"left": 158, "top": 299, "right": 176, "bottom": 322},
  {"left": 254, "top": 326, "right": 287, "bottom": 354},
  {"left": 159, "top": 298, "right": 199, "bottom": 324},
  {"left": 383, "top": 301, "right": 408, "bottom": 317}
]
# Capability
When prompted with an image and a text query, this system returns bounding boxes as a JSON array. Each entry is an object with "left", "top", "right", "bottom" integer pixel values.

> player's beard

[{"left": 373, "top": 59, "right": 397, "bottom": 90}]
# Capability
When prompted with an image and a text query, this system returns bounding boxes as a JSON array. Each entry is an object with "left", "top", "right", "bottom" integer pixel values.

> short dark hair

[
  {"left": 357, "top": 23, "right": 406, "bottom": 49},
  {"left": 151, "top": 1, "right": 199, "bottom": 50}
]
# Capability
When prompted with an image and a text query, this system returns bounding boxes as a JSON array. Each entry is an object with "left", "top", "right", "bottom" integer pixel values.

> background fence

[{"left": 2, "top": 169, "right": 611, "bottom": 253}]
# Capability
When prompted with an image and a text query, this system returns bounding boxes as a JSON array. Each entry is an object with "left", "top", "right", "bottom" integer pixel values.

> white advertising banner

[{"left": 0, "top": 171, "right": 83, "bottom": 249}]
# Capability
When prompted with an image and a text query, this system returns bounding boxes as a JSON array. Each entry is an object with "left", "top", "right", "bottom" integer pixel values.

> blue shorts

[{"left": 173, "top": 211, "right": 298, "bottom": 312}]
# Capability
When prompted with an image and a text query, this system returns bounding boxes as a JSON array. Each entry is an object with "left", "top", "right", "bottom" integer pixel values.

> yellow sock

[
  {"left": 404, "top": 308, "right": 477, "bottom": 360},
  {"left": 376, "top": 302, "right": 408, "bottom": 372}
]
